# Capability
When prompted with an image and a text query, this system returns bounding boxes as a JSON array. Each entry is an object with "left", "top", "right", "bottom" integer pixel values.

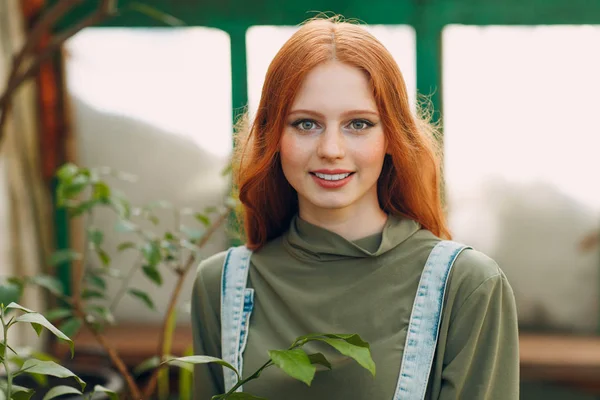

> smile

[
  {"left": 313, "top": 172, "right": 352, "bottom": 181},
  {"left": 310, "top": 171, "right": 355, "bottom": 189}
]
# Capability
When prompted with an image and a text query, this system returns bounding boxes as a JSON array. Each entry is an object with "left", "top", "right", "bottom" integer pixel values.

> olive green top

[{"left": 191, "top": 215, "right": 519, "bottom": 399}]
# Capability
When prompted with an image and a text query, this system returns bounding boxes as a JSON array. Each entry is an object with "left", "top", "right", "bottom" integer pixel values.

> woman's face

[{"left": 279, "top": 61, "right": 387, "bottom": 222}]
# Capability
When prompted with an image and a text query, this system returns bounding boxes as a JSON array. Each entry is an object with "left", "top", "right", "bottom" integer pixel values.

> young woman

[{"left": 191, "top": 17, "right": 519, "bottom": 400}]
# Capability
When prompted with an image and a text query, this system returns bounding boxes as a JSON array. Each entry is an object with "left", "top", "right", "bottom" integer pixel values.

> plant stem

[
  {"left": 142, "top": 210, "right": 230, "bottom": 398},
  {"left": 0, "top": 308, "right": 12, "bottom": 398},
  {"left": 73, "top": 209, "right": 93, "bottom": 311},
  {"left": 109, "top": 254, "right": 143, "bottom": 312},
  {"left": 222, "top": 360, "right": 274, "bottom": 398},
  {"left": 72, "top": 308, "right": 143, "bottom": 399}
]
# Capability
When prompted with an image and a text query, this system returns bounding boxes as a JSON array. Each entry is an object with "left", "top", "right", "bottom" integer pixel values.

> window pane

[
  {"left": 443, "top": 25, "right": 600, "bottom": 332},
  {"left": 65, "top": 27, "right": 232, "bottom": 323}
]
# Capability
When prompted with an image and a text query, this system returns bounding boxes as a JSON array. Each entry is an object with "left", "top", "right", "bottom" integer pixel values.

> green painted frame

[{"left": 49, "top": 0, "right": 600, "bottom": 294}]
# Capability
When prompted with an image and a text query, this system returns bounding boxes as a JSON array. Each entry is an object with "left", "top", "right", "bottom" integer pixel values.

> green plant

[
  {"left": 165, "top": 333, "right": 376, "bottom": 400},
  {"left": 37, "top": 162, "right": 236, "bottom": 399},
  {"left": 0, "top": 300, "right": 118, "bottom": 400}
]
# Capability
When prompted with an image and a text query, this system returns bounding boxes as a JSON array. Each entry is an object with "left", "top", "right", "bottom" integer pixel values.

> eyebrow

[{"left": 288, "top": 109, "right": 379, "bottom": 118}]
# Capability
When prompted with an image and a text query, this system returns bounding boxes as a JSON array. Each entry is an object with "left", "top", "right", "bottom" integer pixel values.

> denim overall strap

[
  {"left": 221, "top": 245, "right": 255, "bottom": 393},
  {"left": 393, "top": 240, "right": 471, "bottom": 400}
]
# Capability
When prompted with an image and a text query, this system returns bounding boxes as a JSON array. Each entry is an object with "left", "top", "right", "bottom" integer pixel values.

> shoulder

[
  {"left": 450, "top": 244, "right": 503, "bottom": 291},
  {"left": 195, "top": 250, "right": 228, "bottom": 285},
  {"left": 445, "top": 242, "right": 511, "bottom": 317},
  {"left": 193, "top": 250, "right": 229, "bottom": 311}
]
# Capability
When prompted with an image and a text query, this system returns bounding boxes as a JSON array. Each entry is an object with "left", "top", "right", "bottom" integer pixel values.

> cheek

[
  {"left": 279, "top": 131, "right": 307, "bottom": 169},
  {"left": 354, "top": 135, "right": 388, "bottom": 167}
]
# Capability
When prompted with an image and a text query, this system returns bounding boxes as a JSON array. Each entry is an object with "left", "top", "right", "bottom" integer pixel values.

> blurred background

[{"left": 1, "top": 0, "right": 599, "bottom": 399}]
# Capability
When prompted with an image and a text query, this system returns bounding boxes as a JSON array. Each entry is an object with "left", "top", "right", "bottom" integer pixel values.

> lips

[{"left": 310, "top": 170, "right": 355, "bottom": 188}]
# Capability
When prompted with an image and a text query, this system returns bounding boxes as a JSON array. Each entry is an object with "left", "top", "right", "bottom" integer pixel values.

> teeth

[{"left": 314, "top": 172, "right": 351, "bottom": 181}]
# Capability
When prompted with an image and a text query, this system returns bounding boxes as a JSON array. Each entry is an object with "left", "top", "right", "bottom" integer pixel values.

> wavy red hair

[{"left": 233, "top": 17, "right": 451, "bottom": 250}]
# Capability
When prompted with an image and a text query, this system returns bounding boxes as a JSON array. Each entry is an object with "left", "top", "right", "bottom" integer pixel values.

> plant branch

[
  {"left": 0, "top": 308, "right": 13, "bottom": 398},
  {"left": 223, "top": 359, "right": 274, "bottom": 398},
  {"left": 73, "top": 307, "right": 142, "bottom": 399},
  {"left": 109, "top": 254, "right": 144, "bottom": 313},
  {"left": 142, "top": 209, "right": 231, "bottom": 398},
  {"left": 72, "top": 209, "right": 92, "bottom": 311},
  {"left": 0, "top": 0, "right": 117, "bottom": 149}
]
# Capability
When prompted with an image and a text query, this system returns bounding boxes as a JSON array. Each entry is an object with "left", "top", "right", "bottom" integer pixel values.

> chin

[{"left": 306, "top": 196, "right": 356, "bottom": 210}]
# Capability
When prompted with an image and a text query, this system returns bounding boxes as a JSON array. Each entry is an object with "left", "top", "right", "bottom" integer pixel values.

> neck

[{"left": 299, "top": 205, "right": 388, "bottom": 241}]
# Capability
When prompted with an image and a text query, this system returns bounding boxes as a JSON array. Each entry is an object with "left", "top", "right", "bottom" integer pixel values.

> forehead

[{"left": 290, "top": 61, "right": 378, "bottom": 113}]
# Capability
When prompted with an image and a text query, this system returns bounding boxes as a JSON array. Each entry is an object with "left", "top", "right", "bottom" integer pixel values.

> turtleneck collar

[{"left": 282, "top": 213, "right": 421, "bottom": 262}]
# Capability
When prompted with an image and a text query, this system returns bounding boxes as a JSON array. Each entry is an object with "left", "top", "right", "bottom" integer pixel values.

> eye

[
  {"left": 348, "top": 119, "right": 374, "bottom": 131},
  {"left": 292, "top": 119, "right": 319, "bottom": 131}
]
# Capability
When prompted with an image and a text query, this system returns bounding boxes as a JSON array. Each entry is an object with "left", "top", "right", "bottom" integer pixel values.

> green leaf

[
  {"left": 195, "top": 213, "right": 211, "bottom": 227},
  {"left": 48, "top": 249, "right": 81, "bottom": 266},
  {"left": 82, "top": 289, "right": 105, "bottom": 299},
  {"left": 29, "top": 275, "right": 64, "bottom": 296},
  {"left": 85, "top": 305, "right": 115, "bottom": 325},
  {"left": 93, "top": 385, "right": 119, "bottom": 400},
  {"left": 56, "top": 163, "right": 78, "bottom": 181},
  {"left": 204, "top": 206, "right": 219, "bottom": 214},
  {"left": 8, "top": 384, "right": 34, "bottom": 400},
  {"left": 318, "top": 338, "right": 375, "bottom": 377},
  {"left": 226, "top": 394, "right": 268, "bottom": 400},
  {"left": 142, "top": 241, "right": 161, "bottom": 267},
  {"left": 18, "top": 360, "right": 86, "bottom": 391},
  {"left": 290, "top": 333, "right": 375, "bottom": 376},
  {"left": 7, "top": 276, "right": 25, "bottom": 291},
  {"left": 110, "top": 193, "right": 131, "bottom": 219},
  {"left": 308, "top": 353, "right": 332, "bottom": 370},
  {"left": 268, "top": 348, "right": 316, "bottom": 386},
  {"left": 59, "top": 317, "right": 83, "bottom": 339},
  {"left": 61, "top": 173, "right": 90, "bottom": 198},
  {"left": 294, "top": 333, "right": 370, "bottom": 349},
  {"left": 88, "top": 228, "right": 104, "bottom": 246},
  {"left": 0, "top": 281, "right": 22, "bottom": 308},
  {"left": 42, "top": 385, "right": 82, "bottom": 400},
  {"left": 92, "top": 182, "right": 111, "bottom": 203},
  {"left": 163, "top": 356, "right": 239, "bottom": 380},
  {"left": 0, "top": 381, "right": 35, "bottom": 400},
  {"left": 117, "top": 241, "right": 137, "bottom": 252},
  {"left": 115, "top": 219, "right": 137, "bottom": 233},
  {"left": 68, "top": 199, "right": 102, "bottom": 217},
  {"left": 133, "top": 355, "right": 160, "bottom": 376},
  {"left": 142, "top": 265, "right": 163, "bottom": 286},
  {"left": 6, "top": 302, "right": 34, "bottom": 313},
  {"left": 128, "top": 288, "right": 155, "bottom": 310},
  {"left": 15, "top": 312, "right": 75, "bottom": 356},
  {"left": 44, "top": 307, "right": 73, "bottom": 321},
  {"left": 85, "top": 274, "right": 107, "bottom": 290},
  {"left": 148, "top": 214, "right": 160, "bottom": 225},
  {"left": 96, "top": 247, "right": 111, "bottom": 266},
  {"left": 127, "top": 2, "right": 186, "bottom": 26}
]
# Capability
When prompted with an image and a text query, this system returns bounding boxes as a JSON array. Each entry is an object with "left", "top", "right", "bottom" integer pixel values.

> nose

[{"left": 316, "top": 127, "right": 345, "bottom": 160}]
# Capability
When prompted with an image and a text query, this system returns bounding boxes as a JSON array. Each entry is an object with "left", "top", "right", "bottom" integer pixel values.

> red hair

[{"left": 233, "top": 17, "right": 452, "bottom": 250}]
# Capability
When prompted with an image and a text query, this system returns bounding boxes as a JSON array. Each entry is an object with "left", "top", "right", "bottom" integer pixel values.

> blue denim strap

[
  {"left": 393, "top": 240, "right": 471, "bottom": 400},
  {"left": 221, "top": 245, "right": 254, "bottom": 393}
]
